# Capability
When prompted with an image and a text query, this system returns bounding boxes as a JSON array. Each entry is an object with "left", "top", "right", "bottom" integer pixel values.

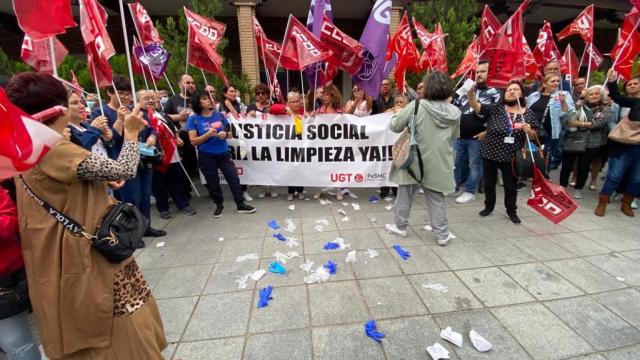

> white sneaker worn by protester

[
  {"left": 455, "top": 192, "right": 476, "bottom": 204},
  {"left": 243, "top": 191, "right": 254, "bottom": 202},
  {"left": 573, "top": 189, "right": 582, "bottom": 199},
  {"left": 437, "top": 232, "right": 456, "bottom": 246},
  {"left": 385, "top": 223, "right": 407, "bottom": 237}
]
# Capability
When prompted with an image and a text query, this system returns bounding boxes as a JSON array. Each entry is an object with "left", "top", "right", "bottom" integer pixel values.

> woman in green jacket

[{"left": 385, "top": 72, "right": 461, "bottom": 246}]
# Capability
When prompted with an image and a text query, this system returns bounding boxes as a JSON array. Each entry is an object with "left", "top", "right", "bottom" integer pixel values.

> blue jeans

[
  {"left": 454, "top": 138, "right": 482, "bottom": 193},
  {"left": 601, "top": 144, "right": 640, "bottom": 196},
  {"left": 119, "top": 166, "right": 153, "bottom": 220},
  {"left": 0, "top": 311, "right": 41, "bottom": 360}
]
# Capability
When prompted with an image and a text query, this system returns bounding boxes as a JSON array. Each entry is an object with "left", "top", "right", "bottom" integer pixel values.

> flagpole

[
  {"left": 164, "top": 74, "right": 176, "bottom": 95},
  {"left": 568, "top": 44, "right": 574, "bottom": 90},
  {"left": 271, "top": 14, "right": 293, "bottom": 100},
  {"left": 585, "top": 42, "right": 593, "bottom": 86},
  {"left": 126, "top": 7, "right": 161, "bottom": 93},
  {"left": 54, "top": 77, "right": 92, "bottom": 97},
  {"left": 140, "top": 60, "right": 150, "bottom": 90},
  {"left": 300, "top": 70, "right": 306, "bottom": 114},
  {"left": 602, "top": 17, "right": 640, "bottom": 87},
  {"left": 111, "top": 80, "right": 124, "bottom": 107},
  {"left": 118, "top": 0, "right": 137, "bottom": 106},
  {"left": 48, "top": 37, "right": 58, "bottom": 78},
  {"left": 184, "top": 25, "right": 191, "bottom": 109},
  {"left": 578, "top": 45, "right": 586, "bottom": 72},
  {"left": 91, "top": 62, "right": 105, "bottom": 117},
  {"left": 201, "top": 69, "right": 215, "bottom": 102}
]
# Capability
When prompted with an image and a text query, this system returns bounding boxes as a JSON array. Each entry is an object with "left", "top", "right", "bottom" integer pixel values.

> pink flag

[{"left": 20, "top": 34, "right": 67, "bottom": 74}]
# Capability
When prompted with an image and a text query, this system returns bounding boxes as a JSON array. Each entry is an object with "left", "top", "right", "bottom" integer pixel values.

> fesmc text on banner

[{"left": 208, "top": 113, "right": 400, "bottom": 187}]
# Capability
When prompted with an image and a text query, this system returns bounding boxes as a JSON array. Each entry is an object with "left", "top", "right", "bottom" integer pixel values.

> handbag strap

[
  {"left": 17, "top": 176, "right": 95, "bottom": 241},
  {"left": 408, "top": 99, "right": 420, "bottom": 145},
  {"left": 407, "top": 99, "right": 424, "bottom": 183}
]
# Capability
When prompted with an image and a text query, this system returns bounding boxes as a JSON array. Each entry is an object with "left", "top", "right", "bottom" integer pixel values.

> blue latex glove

[
  {"left": 272, "top": 233, "right": 287, "bottom": 241},
  {"left": 267, "top": 220, "right": 280, "bottom": 229},
  {"left": 365, "top": 320, "right": 385, "bottom": 342},
  {"left": 323, "top": 260, "right": 337, "bottom": 275},
  {"left": 257, "top": 285, "right": 273, "bottom": 308},
  {"left": 392, "top": 245, "right": 411, "bottom": 260},
  {"left": 323, "top": 242, "right": 340, "bottom": 250},
  {"left": 268, "top": 261, "right": 287, "bottom": 274},
  {"left": 369, "top": 195, "right": 380, "bottom": 203}
]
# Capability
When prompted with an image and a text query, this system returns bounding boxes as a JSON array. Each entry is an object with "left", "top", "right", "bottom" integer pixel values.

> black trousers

[
  {"left": 483, "top": 158, "right": 517, "bottom": 213},
  {"left": 288, "top": 186, "right": 304, "bottom": 194},
  {"left": 559, "top": 148, "right": 598, "bottom": 190},
  {"left": 152, "top": 163, "right": 190, "bottom": 213},
  {"left": 178, "top": 130, "right": 198, "bottom": 176},
  {"left": 380, "top": 186, "right": 398, "bottom": 197},
  {"left": 198, "top": 151, "right": 245, "bottom": 207}
]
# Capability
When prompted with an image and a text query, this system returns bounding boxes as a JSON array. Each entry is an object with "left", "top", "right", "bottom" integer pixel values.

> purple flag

[
  {"left": 134, "top": 44, "right": 171, "bottom": 79},
  {"left": 305, "top": 0, "right": 332, "bottom": 90},
  {"left": 352, "top": 0, "right": 392, "bottom": 99}
]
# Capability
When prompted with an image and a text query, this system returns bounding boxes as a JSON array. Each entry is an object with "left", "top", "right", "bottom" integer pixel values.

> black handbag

[
  {"left": 19, "top": 176, "right": 149, "bottom": 264},
  {"left": 0, "top": 268, "right": 30, "bottom": 320},
  {"left": 512, "top": 136, "right": 548, "bottom": 179}
]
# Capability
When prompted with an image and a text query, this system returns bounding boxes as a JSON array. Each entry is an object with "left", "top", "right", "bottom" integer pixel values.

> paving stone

[
  {"left": 173, "top": 337, "right": 244, "bottom": 360},
  {"left": 156, "top": 297, "right": 198, "bottom": 343},
  {"left": 457, "top": 268, "right": 535, "bottom": 307},
  {"left": 622, "top": 250, "right": 640, "bottom": 263},
  {"left": 367, "top": 211, "right": 395, "bottom": 228},
  {"left": 141, "top": 268, "right": 166, "bottom": 291},
  {"left": 500, "top": 263, "right": 584, "bottom": 301},
  {"left": 579, "top": 229, "right": 640, "bottom": 252},
  {"left": 408, "top": 272, "right": 483, "bottom": 313},
  {"left": 312, "top": 324, "right": 386, "bottom": 360},
  {"left": 566, "top": 355, "right": 607, "bottom": 360},
  {"left": 162, "top": 342, "right": 176, "bottom": 360},
  {"left": 359, "top": 276, "right": 428, "bottom": 319},
  {"left": 559, "top": 212, "right": 608, "bottom": 232},
  {"left": 303, "top": 252, "right": 356, "bottom": 282},
  {"left": 593, "top": 288, "right": 640, "bottom": 329},
  {"left": 350, "top": 249, "right": 403, "bottom": 279},
  {"left": 218, "top": 240, "right": 265, "bottom": 261},
  {"left": 491, "top": 303, "right": 593, "bottom": 359},
  {"left": 546, "top": 297, "right": 640, "bottom": 351},
  {"left": 605, "top": 344, "right": 640, "bottom": 360},
  {"left": 376, "top": 226, "right": 427, "bottom": 247},
  {"left": 301, "top": 216, "right": 338, "bottom": 233},
  {"left": 249, "top": 285, "right": 309, "bottom": 333},
  {"left": 203, "top": 259, "right": 260, "bottom": 294},
  {"left": 509, "top": 236, "right": 575, "bottom": 261},
  {"left": 182, "top": 291, "right": 252, "bottom": 341},
  {"left": 471, "top": 240, "right": 537, "bottom": 266},
  {"left": 244, "top": 329, "right": 312, "bottom": 360},
  {"left": 521, "top": 214, "right": 572, "bottom": 235},
  {"left": 335, "top": 212, "right": 375, "bottom": 230},
  {"left": 545, "top": 258, "right": 627, "bottom": 294},
  {"left": 392, "top": 245, "right": 448, "bottom": 274},
  {"left": 258, "top": 257, "right": 306, "bottom": 287},
  {"left": 433, "top": 310, "right": 532, "bottom": 360},
  {"left": 173, "top": 243, "right": 223, "bottom": 266},
  {"left": 338, "top": 228, "right": 387, "bottom": 250},
  {"left": 544, "top": 233, "right": 611, "bottom": 257},
  {"left": 587, "top": 253, "right": 640, "bottom": 286},
  {"left": 301, "top": 230, "right": 342, "bottom": 254},
  {"left": 135, "top": 245, "right": 181, "bottom": 269},
  {"left": 308, "top": 281, "right": 369, "bottom": 326},
  {"left": 153, "top": 265, "right": 213, "bottom": 299},
  {"left": 259, "top": 234, "right": 302, "bottom": 258},
  {"left": 378, "top": 315, "right": 460, "bottom": 360},
  {"left": 430, "top": 243, "right": 493, "bottom": 270}
]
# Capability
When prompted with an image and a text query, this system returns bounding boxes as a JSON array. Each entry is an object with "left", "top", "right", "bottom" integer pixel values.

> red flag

[
  {"left": 253, "top": 17, "right": 297, "bottom": 71},
  {"left": 128, "top": 3, "right": 163, "bottom": 46},
  {"left": 557, "top": 5, "right": 594, "bottom": 44},
  {"left": 390, "top": 13, "right": 420, "bottom": 91},
  {"left": 450, "top": 38, "right": 478, "bottom": 79},
  {"left": 527, "top": 166, "right": 578, "bottom": 224},
  {"left": 611, "top": 7, "right": 640, "bottom": 80},
  {"left": 20, "top": 34, "right": 67, "bottom": 75},
  {"left": 0, "top": 88, "right": 61, "bottom": 179},
  {"left": 485, "top": 8, "right": 525, "bottom": 88},
  {"left": 533, "top": 22, "right": 562, "bottom": 71},
  {"left": 580, "top": 44, "right": 604, "bottom": 72},
  {"left": 479, "top": 5, "right": 501, "bottom": 54},
  {"left": 147, "top": 106, "right": 176, "bottom": 173},
  {"left": 560, "top": 44, "right": 580, "bottom": 81},
  {"left": 523, "top": 37, "right": 538, "bottom": 80},
  {"left": 79, "top": 0, "right": 116, "bottom": 88},
  {"left": 184, "top": 7, "right": 228, "bottom": 84},
  {"left": 12, "top": 0, "right": 75, "bottom": 41},
  {"left": 413, "top": 20, "right": 448, "bottom": 73},
  {"left": 320, "top": 16, "right": 365, "bottom": 75},
  {"left": 280, "top": 15, "right": 332, "bottom": 71},
  {"left": 70, "top": 71, "right": 84, "bottom": 97}
]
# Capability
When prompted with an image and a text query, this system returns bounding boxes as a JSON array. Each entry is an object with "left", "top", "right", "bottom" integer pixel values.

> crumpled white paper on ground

[
  {"left": 303, "top": 266, "right": 331, "bottom": 284},
  {"left": 469, "top": 330, "right": 493, "bottom": 352},
  {"left": 300, "top": 260, "right": 314, "bottom": 273},
  {"left": 440, "top": 326, "right": 463, "bottom": 347},
  {"left": 423, "top": 282, "right": 449, "bottom": 293},
  {"left": 426, "top": 342, "right": 450, "bottom": 360},
  {"left": 345, "top": 250, "right": 357, "bottom": 263},
  {"left": 236, "top": 253, "right": 259, "bottom": 262},
  {"left": 251, "top": 269, "right": 266, "bottom": 282},
  {"left": 364, "top": 248, "right": 379, "bottom": 259}
]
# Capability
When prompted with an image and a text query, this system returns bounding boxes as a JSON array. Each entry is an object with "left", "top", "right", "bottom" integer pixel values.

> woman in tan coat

[{"left": 6, "top": 72, "right": 166, "bottom": 359}]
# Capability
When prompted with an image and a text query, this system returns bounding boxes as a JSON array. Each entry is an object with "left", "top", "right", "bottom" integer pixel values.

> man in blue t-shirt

[{"left": 186, "top": 89, "right": 256, "bottom": 217}]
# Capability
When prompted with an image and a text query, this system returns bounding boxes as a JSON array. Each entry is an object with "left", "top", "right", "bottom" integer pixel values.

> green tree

[
  {"left": 406, "top": 0, "right": 478, "bottom": 86},
  {"left": 155, "top": 0, "right": 251, "bottom": 101}
]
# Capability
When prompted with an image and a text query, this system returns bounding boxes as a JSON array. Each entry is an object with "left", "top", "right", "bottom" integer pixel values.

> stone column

[
  {"left": 388, "top": 6, "right": 404, "bottom": 83},
  {"left": 234, "top": 1, "right": 260, "bottom": 91}
]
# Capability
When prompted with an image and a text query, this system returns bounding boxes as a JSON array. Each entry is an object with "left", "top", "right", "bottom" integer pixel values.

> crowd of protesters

[{"left": 1, "top": 56, "right": 640, "bottom": 358}]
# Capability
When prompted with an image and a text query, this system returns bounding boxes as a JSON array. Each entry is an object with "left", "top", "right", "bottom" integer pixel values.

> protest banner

[{"left": 202, "top": 113, "right": 400, "bottom": 187}]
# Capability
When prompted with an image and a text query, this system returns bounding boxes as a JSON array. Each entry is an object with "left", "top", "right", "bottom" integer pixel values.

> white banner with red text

[{"left": 204, "top": 113, "right": 400, "bottom": 187}]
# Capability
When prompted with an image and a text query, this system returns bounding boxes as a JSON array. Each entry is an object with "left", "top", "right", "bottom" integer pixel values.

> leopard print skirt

[{"left": 113, "top": 261, "right": 151, "bottom": 317}]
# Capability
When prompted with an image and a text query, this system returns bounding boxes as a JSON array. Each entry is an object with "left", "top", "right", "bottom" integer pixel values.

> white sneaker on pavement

[
  {"left": 287, "top": 194, "right": 294, "bottom": 201},
  {"left": 258, "top": 192, "right": 266, "bottom": 198},
  {"left": 385, "top": 223, "right": 407, "bottom": 237},
  {"left": 455, "top": 192, "right": 476, "bottom": 204},
  {"left": 243, "top": 191, "right": 254, "bottom": 202},
  {"left": 573, "top": 189, "right": 582, "bottom": 199},
  {"left": 632, "top": 198, "right": 638, "bottom": 209},
  {"left": 437, "top": 232, "right": 456, "bottom": 246},
  {"left": 270, "top": 192, "right": 278, "bottom": 198},
  {"left": 297, "top": 193, "right": 305, "bottom": 200},
  {"left": 418, "top": 188, "right": 424, "bottom": 194}
]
